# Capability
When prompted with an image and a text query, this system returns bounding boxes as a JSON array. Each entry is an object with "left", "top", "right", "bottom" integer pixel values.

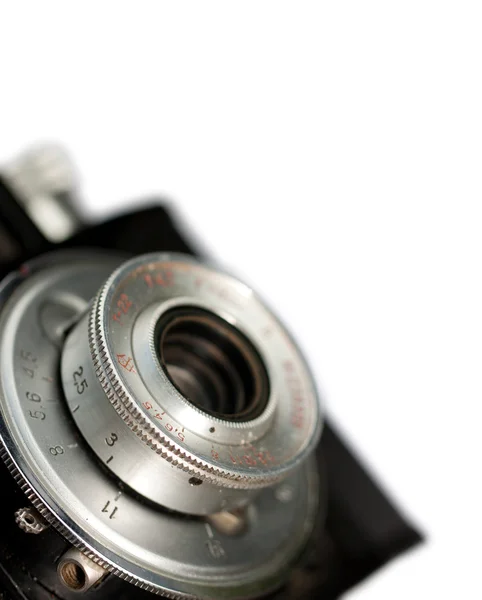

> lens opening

[{"left": 156, "top": 307, "right": 269, "bottom": 422}]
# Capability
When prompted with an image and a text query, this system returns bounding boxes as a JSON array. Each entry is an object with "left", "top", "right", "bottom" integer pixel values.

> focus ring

[
  {"left": 88, "top": 285, "right": 284, "bottom": 488},
  {"left": 71, "top": 252, "right": 323, "bottom": 511}
]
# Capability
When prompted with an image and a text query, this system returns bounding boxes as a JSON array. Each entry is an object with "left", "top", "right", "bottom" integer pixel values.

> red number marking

[
  {"left": 112, "top": 294, "right": 133, "bottom": 322},
  {"left": 243, "top": 454, "right": 257, "bottom": 466},
  {"left": 283, "top": 361, "right": 306, "bottom": 429},
  {"left": 252, "top": 449, "right": 275, "bottom": 465},
  {"left": 156, "top": 270, "right": 173, "bottom": 286},
  {"left": 291, "top": 407, "right": 304, "bottom": 429},
  {"left": 144, "top": 269, "right": 174, "bottom": 288},
  {"left": 118, "top": 293, "right": 132, "bottom": 312},
  {"left": 228, "top": 447, "right": 275, "bottom": 467},
  {"left": 117, "top": 354, "right": 136, "bottom": 373}
]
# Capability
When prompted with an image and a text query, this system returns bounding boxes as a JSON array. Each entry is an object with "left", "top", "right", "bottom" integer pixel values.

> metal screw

[{"left": 14, "top": 507, "right": 49, "bottom": 534}]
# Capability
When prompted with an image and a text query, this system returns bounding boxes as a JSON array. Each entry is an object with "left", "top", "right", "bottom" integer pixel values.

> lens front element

[{"left": 157, "top": 306, "right": 270, "bottom": 422}]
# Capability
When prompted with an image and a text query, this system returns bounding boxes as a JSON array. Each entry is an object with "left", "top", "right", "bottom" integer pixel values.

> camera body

[{"left": 0, "top": 146, "right": 421, "bottom": 600}]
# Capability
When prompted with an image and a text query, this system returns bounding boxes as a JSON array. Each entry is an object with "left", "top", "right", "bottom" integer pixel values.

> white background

[{"left": 0, "top": 3, "right": 480, "bottom": 598}]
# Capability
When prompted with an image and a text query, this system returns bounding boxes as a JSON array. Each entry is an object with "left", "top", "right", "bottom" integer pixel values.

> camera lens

[
  {"left": 156, "top": 307, "right": 270, "bottom": 422},
  {"left": 59, "top": 253, "right": 322, "bottom": 515},
  {"left": 0, "top": 251, "right": 323, "bottom": 599},
  {"left": 59, "top": 253, "right": 322, "bottom": 517}
]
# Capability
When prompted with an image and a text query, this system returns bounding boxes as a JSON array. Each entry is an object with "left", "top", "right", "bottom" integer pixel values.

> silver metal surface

[
  {"left": 0, "top": 250, "right": 323, "bottom": 599},
  {"left": 61, "top": 253, "right": 322, "bottom": 514},
  {"left": 14, "top": 506, "right": 49, "bottom": 534},
  {"left": 58, "top": 548, "right": 107, "bottom": 592},
  {"left": 1, "top": 144, "right": 82, "bottom": 241},
  {"left": 206, "top": 509, "right": 247, "bottom": 537}
]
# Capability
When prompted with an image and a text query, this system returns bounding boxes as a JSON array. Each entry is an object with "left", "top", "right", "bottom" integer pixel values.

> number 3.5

[{"left": 73, "top": 366, "right": 88, "bottom": 395}]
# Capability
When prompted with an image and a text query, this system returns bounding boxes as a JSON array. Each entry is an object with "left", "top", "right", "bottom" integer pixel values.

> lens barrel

[{"left": 61, "top": 253, "right": 322, "bottom": 515}]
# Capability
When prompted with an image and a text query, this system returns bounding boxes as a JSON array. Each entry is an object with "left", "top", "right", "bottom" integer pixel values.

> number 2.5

[{"left": 73, "top": 366, "right": 88, "bottom": 395}]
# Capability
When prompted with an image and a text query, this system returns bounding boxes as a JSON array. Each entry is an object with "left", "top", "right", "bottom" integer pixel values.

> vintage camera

[{"left": 0, "top": 146, "right": 421, "bottom": 600}]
